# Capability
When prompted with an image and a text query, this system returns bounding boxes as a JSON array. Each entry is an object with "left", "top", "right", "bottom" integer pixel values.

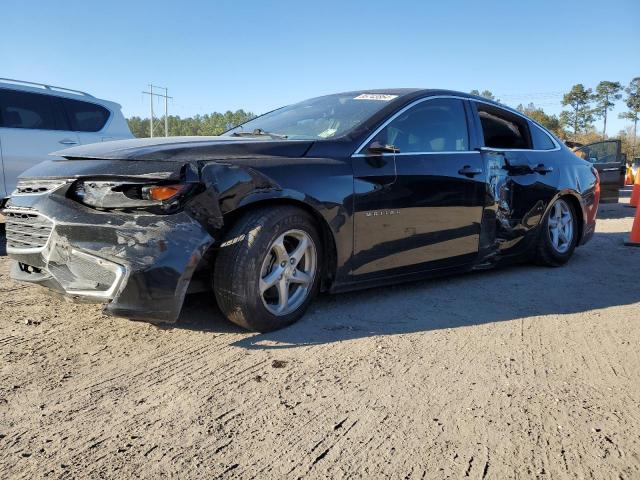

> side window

[
  {"left": 477, "top": 104, "right": 531, "bottom": 149},
  {"left": 369, "top": 98, "right": 469, "bottom": 153},
  {"left": 0, "top": 89, "right": 56, "bottom": 130},
  {"left": 62, "top": 98, "right": 110, "bottom": 132},
  {"left": 529, "top": 123, "right": 556, "bottom": 150},
  {"left": 575, "top": 141, "right": 619, "bottom": 164}
]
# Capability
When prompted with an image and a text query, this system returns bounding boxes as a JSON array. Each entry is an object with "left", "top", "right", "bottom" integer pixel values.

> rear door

[
  {"left": 471, "top": 101, "right": 561, "bottom": 257},
  {"left": 575, "top": 140, "right": 623, "bottom": 203},
  {"left": 0, "top": 89, "right": 79, "bottom": 195},
  {"left": 352, "top": 97, "right": 485, "bottom": 279}
]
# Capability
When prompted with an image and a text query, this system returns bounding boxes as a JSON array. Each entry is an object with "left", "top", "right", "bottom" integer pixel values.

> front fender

[{"left": 194, "top": 159, "right": 355, "bottom": 287}]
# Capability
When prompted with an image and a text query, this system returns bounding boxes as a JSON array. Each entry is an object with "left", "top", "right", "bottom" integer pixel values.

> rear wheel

[
  {"left": 536, "top": 198, "right": 578, "bottom": 266},
  {"left": 213, "top": 206, "right": 322, "bottom": 332}
]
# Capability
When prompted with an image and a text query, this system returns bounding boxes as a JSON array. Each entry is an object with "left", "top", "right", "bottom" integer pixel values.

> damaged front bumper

[{"left": 4, "top": 192, "right": 215, "bottom": 323}]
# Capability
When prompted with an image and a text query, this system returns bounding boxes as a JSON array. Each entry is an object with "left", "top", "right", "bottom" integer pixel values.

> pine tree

[
  {"left": 594, "top": 81, "right": 622, "bottom": 139},
  {"left": 560, "top": 84, "right": 595, "bottom": 137},
  {"left": 619, "top": 78, "right": 640, "bottom": 159}
]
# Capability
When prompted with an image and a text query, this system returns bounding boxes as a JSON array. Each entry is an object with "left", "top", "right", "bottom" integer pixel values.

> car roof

[
  {"left": 328, "top": 88, "right": 507, "bottom": 109},
  {"left": 0, "top": 78, "right": 122, "bottom": 110},
  {"left": 330, "top": 88, "right": 479, "bottom": 97},
  {"left": 321, "top": 88, "right": 475, "bottom": 100}
]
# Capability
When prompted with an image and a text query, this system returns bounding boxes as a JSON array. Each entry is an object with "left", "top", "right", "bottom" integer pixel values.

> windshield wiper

[{"left": 231, "top": 128, "right": 288, "bottom": 139}]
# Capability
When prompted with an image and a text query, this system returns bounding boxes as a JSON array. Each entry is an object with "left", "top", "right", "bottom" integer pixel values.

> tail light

[{"left": 591, "top": 166, "right": 600, "bottom": 195}]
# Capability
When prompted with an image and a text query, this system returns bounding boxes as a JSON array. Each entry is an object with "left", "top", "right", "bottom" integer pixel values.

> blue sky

[{"left": 2, "top": 0, "right": 638, "bottom": 134}]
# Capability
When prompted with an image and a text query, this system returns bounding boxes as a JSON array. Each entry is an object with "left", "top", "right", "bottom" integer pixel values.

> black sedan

[{"left": 3, "top": 89, "right": 600, "bottom": 331}]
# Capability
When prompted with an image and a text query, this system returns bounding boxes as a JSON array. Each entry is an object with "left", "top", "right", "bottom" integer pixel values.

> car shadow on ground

[
  {"left": 598, "top": 203, "right": 637, "bottom": 220},
  {"left": 169, "top": 293, "right": 246, "bottom": 334},
  {"left": 172, "top": 220, "right": 640, "bottom": 349}
]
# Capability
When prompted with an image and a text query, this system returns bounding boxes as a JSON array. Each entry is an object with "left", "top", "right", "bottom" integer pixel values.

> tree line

[{"left": 127, "top": 110, "right": 255, "bottom": 138}]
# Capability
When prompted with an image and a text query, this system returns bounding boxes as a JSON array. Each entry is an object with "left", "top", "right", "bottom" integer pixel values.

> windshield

[{"left": 224, "top": 93, "right": 399, "bottom": 140}]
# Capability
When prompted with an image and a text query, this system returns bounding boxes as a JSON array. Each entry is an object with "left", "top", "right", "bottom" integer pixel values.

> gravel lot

[{"left": 1, "top": 191, "right": 639, "bottom": 479}]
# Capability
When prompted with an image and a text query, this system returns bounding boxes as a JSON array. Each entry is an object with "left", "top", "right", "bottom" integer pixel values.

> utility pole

[
  {"left": 142, "top": 85, "right": 172, "bottom": 137},
  {"left": 149, "top": 84, "right": 154, "bottom": 137},
  {"left": 163, "top": 87, "right": 169, "bottom": 137}
]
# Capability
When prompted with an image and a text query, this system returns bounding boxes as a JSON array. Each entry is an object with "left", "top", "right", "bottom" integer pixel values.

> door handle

[
  {"left": 532, "top": 164, "right": 553, "bottom": 174},
  {"left": 59, "top": 139, "right": 78, "bottom": 145},
  {"left": 458, "top": 165, "right": 482, "bottom": 177},
  {"left": 601, "top": 167, "right": 619, "bottom": 172}
]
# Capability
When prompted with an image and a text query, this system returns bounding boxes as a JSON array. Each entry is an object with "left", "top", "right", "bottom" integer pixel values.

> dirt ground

[{"left": 1, "top": 191, "right": 639, "bottom": 480}]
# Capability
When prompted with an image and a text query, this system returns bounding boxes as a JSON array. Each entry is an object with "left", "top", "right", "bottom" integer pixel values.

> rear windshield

[{"left": 225, "top": 93, "right": 398, "bottom": 140}]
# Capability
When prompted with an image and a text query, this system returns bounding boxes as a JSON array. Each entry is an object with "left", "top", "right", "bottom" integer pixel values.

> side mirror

[{"left": 368, "top": 141, "right": 399, "bottom": 154}]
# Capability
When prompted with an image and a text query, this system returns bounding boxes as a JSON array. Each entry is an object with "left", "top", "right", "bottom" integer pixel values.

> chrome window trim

[
  {"left": 352, "top": 95, "right": 561, "bottom": 157},
  {"left": 527, "top": 122, "right": 561, "bottom": 152},
  {"left": 4, "top": 207, "right": 55, "bottom": 254},
  {"left": 352, "top": 95, "right": 471, "bottom": 157},
  {"left": 472, "top": 99, "right": 561, "bottom": 152},
  {"left": 352, "top": 151, "right": 479, "bottom": 158}
]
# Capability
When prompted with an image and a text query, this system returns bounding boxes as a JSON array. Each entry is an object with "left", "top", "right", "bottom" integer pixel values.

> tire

[
  {"left": 213, "top": 205, "right": 322, "bottom": 332},
  {"left": 535, "top": 197, "right": 578, "bottom": 267}
]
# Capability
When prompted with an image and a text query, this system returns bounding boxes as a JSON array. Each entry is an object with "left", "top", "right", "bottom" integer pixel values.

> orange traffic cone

[
  {"left": 626, "top": 168, "right": 635, "bottom": 185},
  {"left": 625, "top": 201, "right": 640, "bottom": 246},
  {"left": 630, "top": 170, "right": 640, "bottom": 208}
]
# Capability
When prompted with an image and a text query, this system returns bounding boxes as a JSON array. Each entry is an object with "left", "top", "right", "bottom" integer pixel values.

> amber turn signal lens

[{"left": 145, "top": 184, "right": 184, "bottom": 201}]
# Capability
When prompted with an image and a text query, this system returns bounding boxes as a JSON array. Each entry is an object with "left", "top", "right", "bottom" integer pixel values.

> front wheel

[
  {"left": 535, "top": 198, "right": 578, "bottom": 266},
  {"left": 213, "top": 206, "right": 322, "bottom": 332}
]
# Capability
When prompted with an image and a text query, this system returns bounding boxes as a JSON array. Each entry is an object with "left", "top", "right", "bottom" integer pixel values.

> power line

[{"left": 498, "top": 91, "right": 564, "bottom": 99}]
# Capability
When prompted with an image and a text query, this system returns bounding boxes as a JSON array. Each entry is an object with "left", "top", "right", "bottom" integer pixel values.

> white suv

[{"left": 0, "top": 78, "right": 133, "bottom": 200}]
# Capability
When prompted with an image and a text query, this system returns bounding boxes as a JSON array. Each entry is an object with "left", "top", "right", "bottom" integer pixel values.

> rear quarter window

[
  {"left": 62, "top": 98, "right": 110, "bottom": 132},
  {"left": 529, "top": 123, "right": 556, "bottom": 150}
]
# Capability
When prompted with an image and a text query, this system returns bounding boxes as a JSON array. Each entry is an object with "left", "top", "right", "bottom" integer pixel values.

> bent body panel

[{"left": 6, "top": 186, "right": 214, "bottom": 322}]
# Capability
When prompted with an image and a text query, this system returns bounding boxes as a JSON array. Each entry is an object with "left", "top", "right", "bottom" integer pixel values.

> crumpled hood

[{"left": 54, "top": 136, "right": 315, "bottom": 162}]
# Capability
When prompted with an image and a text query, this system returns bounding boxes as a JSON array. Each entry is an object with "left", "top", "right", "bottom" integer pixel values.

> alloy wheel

[
  {"left": 548, "top": 199, "right": 574, "bottom": 254},
  {"left": 259, "top": 229, "right": 317, "bottom": 316}
]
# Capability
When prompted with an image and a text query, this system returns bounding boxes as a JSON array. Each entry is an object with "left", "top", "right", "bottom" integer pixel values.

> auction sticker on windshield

[{"left": 354, "top": 94, "right": 398, "bottom": 101}]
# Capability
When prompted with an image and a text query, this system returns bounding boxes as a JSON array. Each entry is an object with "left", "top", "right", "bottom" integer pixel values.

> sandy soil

[{"left": 1, "top": 192, "right": 639, "bottom": 479}]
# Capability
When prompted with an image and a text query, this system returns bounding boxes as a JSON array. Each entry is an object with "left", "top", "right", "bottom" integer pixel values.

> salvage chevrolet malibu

[{"left": 2, "top": 89, "right": 600, "bottom": 331}]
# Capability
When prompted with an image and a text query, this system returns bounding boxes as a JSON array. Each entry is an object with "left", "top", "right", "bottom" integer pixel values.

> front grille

[
  {"left": 13, "top": 179, "right": 67, "bottom": 195},
  {"left": 4, "top": 210, "right": 54, "bottom": 251}
]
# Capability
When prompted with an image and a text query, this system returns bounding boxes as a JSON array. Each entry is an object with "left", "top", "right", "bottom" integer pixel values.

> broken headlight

[{"left": 70, "top": 180, "right": 188, "bottom": 211}]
